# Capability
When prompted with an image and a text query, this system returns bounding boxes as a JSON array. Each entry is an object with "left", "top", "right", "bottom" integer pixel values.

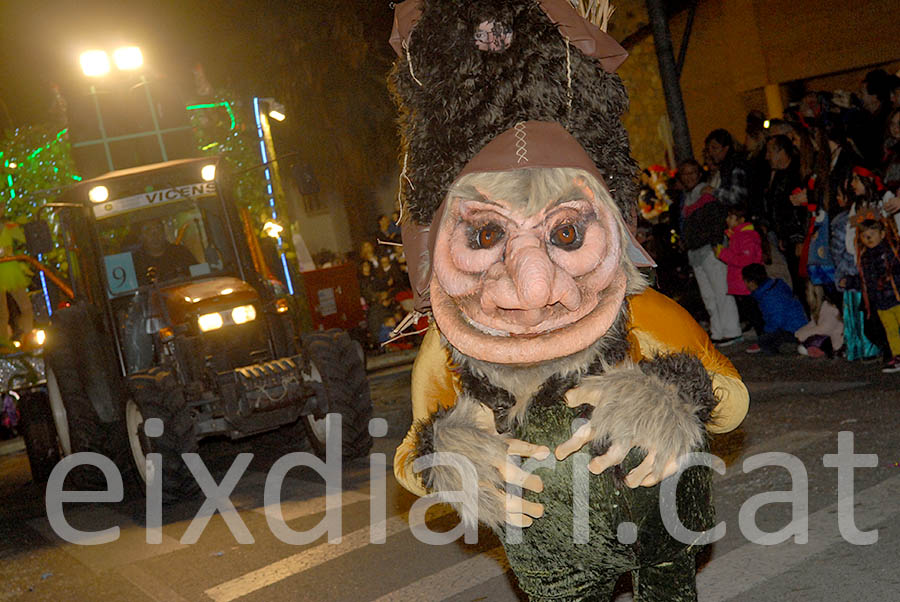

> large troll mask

[{"left": 429, "top": 121, "right": 649, "bottom": 364}]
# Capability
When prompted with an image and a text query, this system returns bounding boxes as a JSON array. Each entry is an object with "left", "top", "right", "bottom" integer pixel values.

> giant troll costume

[{"left": 388, "top": 2, "right": 749, "bottom": 600}]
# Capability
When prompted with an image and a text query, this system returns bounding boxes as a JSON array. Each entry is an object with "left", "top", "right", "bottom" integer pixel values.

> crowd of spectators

[
  {"left": 356, "top": 212, "right": 421, "bottom": 352},
  {"left": 641, "top": 68, "right": 900, "bottom": 373}
]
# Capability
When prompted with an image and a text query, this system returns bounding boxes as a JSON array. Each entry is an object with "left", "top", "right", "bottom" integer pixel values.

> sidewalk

[{"left": 0, "top": 436, "right": 24, "bottom": 457}]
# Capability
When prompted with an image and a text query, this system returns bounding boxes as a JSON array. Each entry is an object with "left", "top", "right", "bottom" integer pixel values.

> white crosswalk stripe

[
  {"left": 204, "top": 505, "right": 455, "bottom": 602},
  {"left": 372, "top": 546, "right": 508, "bottom": 602}
]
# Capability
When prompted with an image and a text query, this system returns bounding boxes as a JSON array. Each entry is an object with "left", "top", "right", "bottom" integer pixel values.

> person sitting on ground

[
  {"left": 132, "top": 219, "right": 197, "bottom": 285},
  {"left": 841, "top": 217, "right": 900, "bottom": 373},
  {"left": 742, "top": 263, "right": 808, "bottom": 355},
  {"left": 795, "top": 288, "right": 844, "bottom": 359}
]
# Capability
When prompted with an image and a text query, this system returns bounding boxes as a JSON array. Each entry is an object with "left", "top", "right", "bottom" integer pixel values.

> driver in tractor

[{"left": 132, "top": 219, "right": 197, "bottom": 285}]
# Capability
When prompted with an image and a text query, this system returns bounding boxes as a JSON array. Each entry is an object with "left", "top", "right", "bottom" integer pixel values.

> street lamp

[
  {"left": 112, "top": 46, "right": 143, "bottom": 71},
  {"left": 253, "top": 97, "right": 295, "bottom": 294},
  {"left": 267, "top": 101, "right": 286, "bottom": 122},
  {"left": 80, "top": 50, "right": 111, "bottom": 77}
]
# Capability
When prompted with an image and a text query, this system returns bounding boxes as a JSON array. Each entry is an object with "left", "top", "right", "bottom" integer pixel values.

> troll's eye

[
  {"left": 550, "top": 223, "right": 582, "bottom": 249},
  {"left": 470, "top": 224, "right": 505, "bottom": 249}
]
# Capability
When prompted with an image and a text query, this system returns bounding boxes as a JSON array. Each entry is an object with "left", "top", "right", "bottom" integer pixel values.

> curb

[{"left": 366, "top": 349, "right": 418, "bottom": 372}]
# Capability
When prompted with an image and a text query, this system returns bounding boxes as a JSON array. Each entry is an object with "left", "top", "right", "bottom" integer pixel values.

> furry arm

[
  {"left": 570, "top": 353, "right": 717, "bottom": 476},
  {"left": 410, "top": 396, "right": 510, "bottom": 530},
  {"left": 628, "top": 288, "right": 749, "bottom": 433}
]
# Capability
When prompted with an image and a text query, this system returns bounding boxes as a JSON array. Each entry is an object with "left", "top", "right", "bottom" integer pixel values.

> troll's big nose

[
  {"left": 508, "top": 235, "right": 552, "bottom": 308},
  {"left": 485, "top": 235, "right": 580, "bottom": 313}
]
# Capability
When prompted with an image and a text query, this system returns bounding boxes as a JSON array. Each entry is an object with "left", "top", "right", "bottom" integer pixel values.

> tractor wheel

[
  {"left": 301, "top": 329, "right": 372, "bottom": 459},
  {"left": 127, "top": 367, "right": 200, "bottom": 503},
  {"left": 44, "top": 358, "right": 131, "bottom": 491},
  {"left": 17, "top": 388, "right": 61, "bottom": 484}
]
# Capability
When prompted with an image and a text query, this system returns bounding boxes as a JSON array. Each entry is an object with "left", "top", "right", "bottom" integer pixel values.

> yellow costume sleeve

[
  {"left": 627, "top": 288, "right": 749, "bottom": 434},
  {"left": 393, "top": 289, "right": 750, "bottom": 495},
  {"left": 393, "top": 323, "right": 459, "bottom": 496}
]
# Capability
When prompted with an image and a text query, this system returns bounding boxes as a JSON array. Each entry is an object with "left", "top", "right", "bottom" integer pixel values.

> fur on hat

[{"left": 389, "top": 0, "right": 638, "bottom": 226}]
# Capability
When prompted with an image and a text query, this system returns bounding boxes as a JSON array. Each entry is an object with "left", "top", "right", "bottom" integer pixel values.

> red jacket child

[{"left": 717, "top": 217, "right": 762, "bottom": 296}]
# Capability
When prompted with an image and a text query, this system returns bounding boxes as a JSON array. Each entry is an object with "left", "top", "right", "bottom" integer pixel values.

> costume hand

[
  {"left": 554, "top": 388, "right": 680, "bottom": 488},
  {"left": 473, "top": 403, "right": 547, "bottom": 527}
]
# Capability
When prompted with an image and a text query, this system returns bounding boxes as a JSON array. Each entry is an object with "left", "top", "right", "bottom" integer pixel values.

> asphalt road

[{"left": 1, "top": 343, "right": 899, "bottom": 602}]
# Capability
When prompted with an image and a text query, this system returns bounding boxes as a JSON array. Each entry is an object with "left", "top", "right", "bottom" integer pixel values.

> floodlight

[
  {"left": 113, "top": 46, "right": 143, "bottom": 71},
  {"left": 80, "top": 50, "right": 111, "bottom": 77}
]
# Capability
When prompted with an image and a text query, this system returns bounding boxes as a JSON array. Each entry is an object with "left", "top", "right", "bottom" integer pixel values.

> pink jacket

[{"left": 718, "top": 222, "right": 762, "bottom": 295}]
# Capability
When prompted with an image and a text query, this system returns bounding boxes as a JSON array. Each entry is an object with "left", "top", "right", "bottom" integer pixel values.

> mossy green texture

[{"left": 501, "top": 401, "right": 714, "bottom": 601}]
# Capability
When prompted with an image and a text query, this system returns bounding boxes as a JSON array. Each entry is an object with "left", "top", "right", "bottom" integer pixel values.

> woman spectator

[
  {"left": 764, "top": 135, "right": 807, "bottom": 300},
  {"left": 882, "top": 108, "right": 900, "bottom": 193},
  {"left": 790, "top": 125, "right": 836, "bottom": 320},
  {"left": 784, "top": 122, "right": 817, "bottom": 185},
  {"left": 704, "top": 129, "right": 750, "bottom": 210},
  {"left": 678, "top": 159, "right": 742, "bottom": 345}
]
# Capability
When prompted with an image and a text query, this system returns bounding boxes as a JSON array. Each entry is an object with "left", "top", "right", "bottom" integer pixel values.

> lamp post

[
  {"left": 79, "top": 49, "right": 115, "bottom": 172},
  {"left": 253, "top": 97, "right": 295, "bottom": 294},
  {"left": 78, "top": 46, "right": 175, "bottom": 171}
]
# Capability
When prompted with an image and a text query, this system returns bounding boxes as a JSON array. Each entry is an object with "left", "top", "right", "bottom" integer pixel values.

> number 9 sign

[{"left": 103, "top": 252, "right": 138, "bottom": 295}]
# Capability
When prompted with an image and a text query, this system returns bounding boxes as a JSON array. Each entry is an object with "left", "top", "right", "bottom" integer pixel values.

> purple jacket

[{"left": 718, "top": 222, "right": 762, "bottom": 295}]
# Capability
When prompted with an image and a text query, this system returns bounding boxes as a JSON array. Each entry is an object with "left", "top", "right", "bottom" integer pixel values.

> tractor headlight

[
  {"left": 89, "top": 185, "right": 109, "bottom": 203},
  {"left": 35, "top": 329, "right": 46, "bottom": 345},
  {"left": 198, "top": 312, "right": 224, "bottom": 332},
  {"left": 201, "top": 164, "right": 216, "bottom": 182},
  {"left": 231, "top": 304, "right": 257, "bottom": 324}
]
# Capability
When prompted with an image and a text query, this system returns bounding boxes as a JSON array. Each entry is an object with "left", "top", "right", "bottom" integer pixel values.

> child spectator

[
  {"left": 831, "top": 182, "right": 881, "bottom": 360},
  {"left": 842, "top": 217, "right": 900, "bottom": 372},
  {"left": 717, "top": 206, "right": 764, "bottom": 334},
  {"left": 795, "top": 289, "right": 844, "bottom": 358},
  {"left": 845, "top": 167, "right": 893, "bottom": 359},
  {"left": 742, "top": 263, "right": 808, "bottom": 354}
]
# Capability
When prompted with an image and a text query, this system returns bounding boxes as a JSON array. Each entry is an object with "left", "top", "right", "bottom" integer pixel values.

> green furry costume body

[{"left": 506, "top": 400, "right": 713, "bottom": 601}]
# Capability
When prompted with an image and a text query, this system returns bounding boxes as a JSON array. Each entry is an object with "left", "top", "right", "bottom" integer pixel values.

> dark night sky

[{"left": 0, "top": 1, "right": 395, "bottom": 129}]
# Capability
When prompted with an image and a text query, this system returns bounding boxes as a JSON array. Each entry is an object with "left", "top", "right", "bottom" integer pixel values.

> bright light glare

[
  {"left": 763, "top": 119, "right": 771, "bottom": 129},
  {"left": 113, "top": 46, "right": 143, "bottom": 71},
  {"left": 198, "top": 312, "right": 224, "bottom": 332},
  {"left": 201, "top": 164, "right": 216, "bottom": 182},
  {"left": 268, "top": 109, "right": 286, "bottom": 122},
  {"left": 89, "top": 185, "right": 109, "bottom": 203},
  {"left": 8, "top": 162, "right": 17, "bottom": 169},
  {"left": 81, "top": 50, "right": 111, "bottom": 77},
  {"left": 263, "top": 221, "right": 283, "bottom": 238},
  {"left": 231, "top": 305, "right": 257, "bottom": 325},
  {"left": 35, "top": 329, "right": 47, "bottom": 345},
  {"left": 220, "top": 288, "right": 234, "bottom": 295}
]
